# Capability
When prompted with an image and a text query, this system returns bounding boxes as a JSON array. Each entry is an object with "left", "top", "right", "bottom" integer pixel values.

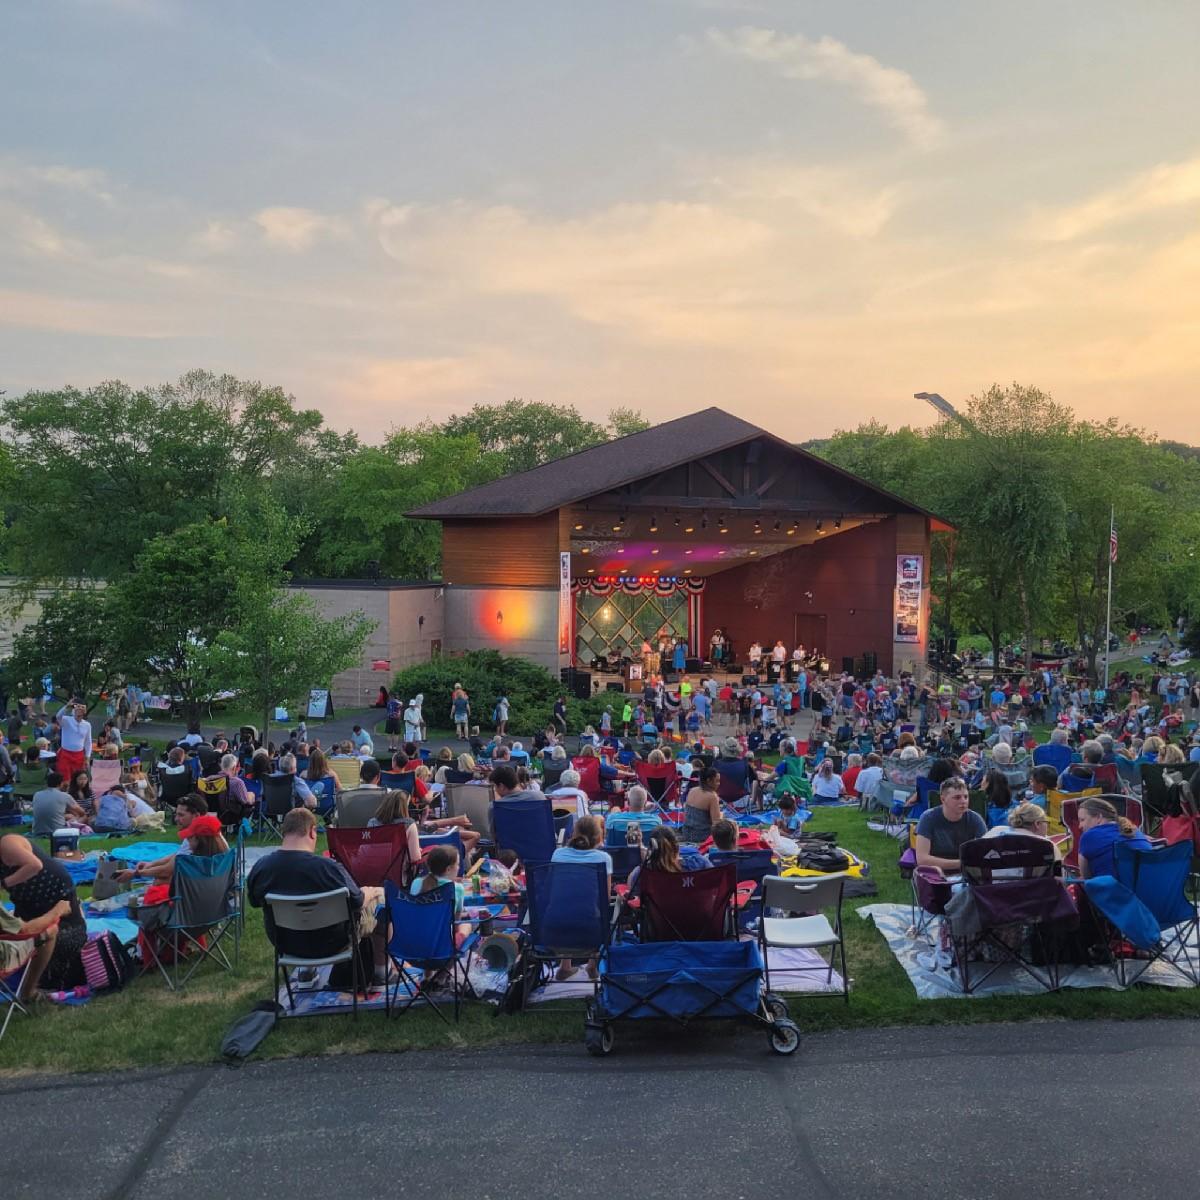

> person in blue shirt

[
  {"left": 1190, "top": 737, "right": 1200, "bottom": 764},
  {"left": 1058, "top": 741, "right": 1104, "bottom": 793},
  {"left": 1077, "top": 796, "right": 1153, "bottom": 878},
  {"left": 604, "top": 787, "right": 663, "bottom": 845}
]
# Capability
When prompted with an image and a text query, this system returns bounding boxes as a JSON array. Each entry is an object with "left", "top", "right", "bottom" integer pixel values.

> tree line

[
  {"left": 811, "top": 384, "right": 1200, "bottom": 680},
  {"left": 0, "top": 372, "right": 646, "bottom": 719}
]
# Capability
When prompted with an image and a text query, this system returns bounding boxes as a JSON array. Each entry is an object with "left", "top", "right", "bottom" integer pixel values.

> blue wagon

[{"left": 584, "top": 940, "right": 800, "bottom": 1056}]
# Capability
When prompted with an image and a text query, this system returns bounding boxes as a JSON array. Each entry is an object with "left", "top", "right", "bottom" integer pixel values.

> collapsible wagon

[{"left": 583, "top": 940, "right": 800, "bottom": 1056}]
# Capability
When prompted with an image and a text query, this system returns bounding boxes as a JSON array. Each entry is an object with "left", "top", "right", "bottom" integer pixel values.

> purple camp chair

[{"left": 947, "top": 835, "right": 1078, "bottom": 994}]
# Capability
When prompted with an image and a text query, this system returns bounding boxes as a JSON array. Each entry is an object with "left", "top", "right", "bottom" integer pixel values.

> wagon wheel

[
  {"left": 768, "top": 1018, "right": 801, "bottom": 1055},
  {"left": 585, "top": 1024, "right": 614, "bottom": 1056},
  {"left": 763, "top": 992, "right": 789, "bottom": 1020}
]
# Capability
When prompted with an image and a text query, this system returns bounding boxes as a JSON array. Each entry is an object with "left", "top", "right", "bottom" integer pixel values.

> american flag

[{"left": 1109, "top": 520, "right": 1118, "bottom": 565}]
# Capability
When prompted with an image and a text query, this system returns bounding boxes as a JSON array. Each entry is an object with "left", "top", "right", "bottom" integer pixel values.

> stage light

[
  {"left": 816, "top": 519, "right": 823, "bottom": 534},
  {"left": 786, "top": 524, "right": 796, "bottom": 535},
  {"left": 587, "top": 567, "right": 594, "bottom": 574},
  {"left": 650, "top": 515, "right": 658, "bottom": 532},
  {"left": 749, "top": 550, "right": 758, "bottom": 556},
  {"left": 684, "top": 549, "right": 693, "bottom": 555},
  {"left": 651, "top": 548, "right": 660, "bottom": 555},
  {"left": 685, "top": 524, "right": 694, "bottom": 533},
  {"left": 684, "top": 568, "right": 692, "bottom": 575},
  {"left": 718, "top": 549, "right": 727, "bottom": 556},
  {"left": 580, "top": 547, "right": 590, "bottom": 554},
  {"left": 673, "top": 517, "right": 681, "bottom": 528},
  {"left": 617, "top": 547, "right": 625, "bottom": 554},
  {"left": 753, "top": 519, "right": 762, "bottom": 534},
  {"left": 573, "top": 522, "right": 584, "bottom": 531}
]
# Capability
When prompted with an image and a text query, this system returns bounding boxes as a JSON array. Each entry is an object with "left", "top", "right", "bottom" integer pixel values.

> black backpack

[{"left": 796, "top": 845, "right": 851, "bottom": 873}]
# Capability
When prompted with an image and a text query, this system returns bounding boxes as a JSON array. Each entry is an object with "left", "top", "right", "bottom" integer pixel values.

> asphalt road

[{"left": 6, "top": 1019, "right": 1199, "bottom": 1199}]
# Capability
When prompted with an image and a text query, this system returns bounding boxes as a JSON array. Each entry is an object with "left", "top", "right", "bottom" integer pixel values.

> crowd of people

[{"left": 2, "top": 638, "right": 1197, "bottom": 1011}]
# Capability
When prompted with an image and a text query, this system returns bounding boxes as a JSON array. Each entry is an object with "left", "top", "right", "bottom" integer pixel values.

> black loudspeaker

[
  {"left": 860, "top": 651, "right": 878, "bottom": 676},
  {"left": 560, "top": 668, "right": 592, "bottom": 700},
  {"left": 686, "top": 657, "right": 702, "bottom": 672},
  {"left": 605, "top": 681, "right": 624, "bottom": 693},
  {"left": 841, "top": 656, "right": 855, "bottom": 674},
  {"left": 726, "top": 663, "right": 742, "bottom": 674},
  {"left": 741, "top": 674, "right": 759, "bottom": 686}
]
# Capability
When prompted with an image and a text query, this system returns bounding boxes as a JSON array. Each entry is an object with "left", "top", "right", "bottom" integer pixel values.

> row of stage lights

[
  {"left": 594, "top": 575, "right": 683, "bottom": 585},
  {"left": 573, "top": 514, "right": 844, "bottom": 536}
]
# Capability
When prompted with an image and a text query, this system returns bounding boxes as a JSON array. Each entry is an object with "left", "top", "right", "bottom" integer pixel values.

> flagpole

[{"left": 1103, "top": 505, "right": 1114, "bottom": 689}]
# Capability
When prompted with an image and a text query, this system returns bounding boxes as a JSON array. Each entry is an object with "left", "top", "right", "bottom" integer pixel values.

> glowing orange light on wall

[{"left": 474, "top": 590, "right": 537, "bottom": 642}]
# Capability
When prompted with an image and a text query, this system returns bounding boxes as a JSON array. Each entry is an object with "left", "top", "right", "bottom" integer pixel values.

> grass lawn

[{"left": 8, "top": 805, "right": 1200, "bottom": 1077}]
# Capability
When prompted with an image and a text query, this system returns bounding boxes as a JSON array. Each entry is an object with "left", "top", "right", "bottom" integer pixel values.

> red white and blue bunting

[{"left": 572, "top": 576, "right": 706, "bottom": 597}]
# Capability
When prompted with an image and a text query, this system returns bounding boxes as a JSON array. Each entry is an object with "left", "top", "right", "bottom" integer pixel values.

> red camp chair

[
  {"left": 637, "top": 863, "right": 737, "bottom": 942},
  {"left": 327, "top": 826, "right": 412, "bottom": 890},
  {"left": 634, "top": 762, "right": 680, "bottom": 808},
  {"left": 570, "top": 756, "right": 603, "bottom": 802},
  {"left": 1060, "top": 794, "right": 1145, "bottom": 875}
]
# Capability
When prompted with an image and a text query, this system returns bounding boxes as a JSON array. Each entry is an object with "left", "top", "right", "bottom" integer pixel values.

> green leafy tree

[
  {"left": 7, "top": 589, "right": 124, "bottom": 708},
  {"left": 210, "top": 589, "right": 375, "bottom": 743}
]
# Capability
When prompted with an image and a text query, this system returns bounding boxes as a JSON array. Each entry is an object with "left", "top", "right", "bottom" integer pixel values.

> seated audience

[
  {"left": 31, "top": 771, "right": 85, "bottom": 837},
  {"left": 915, "top": 777, "right": 987, "bottom": 873},
  {"left": 1077, "top": 796, "right": 1153, "bottom": 879},
  {"left": 605, "top": 786, "right": 663, "bottom": 844}
]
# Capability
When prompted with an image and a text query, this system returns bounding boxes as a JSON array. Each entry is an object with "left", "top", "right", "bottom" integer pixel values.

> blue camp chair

[
  {"left": 521, "top": 861, "right": 610, "bottom": 1008},
  {"left": 383, "top": 880, "right": 462, "bottom": 1024},
  {"left": 604, "top": 845, "right": 641, "bottom": 884},
  {"left": 492, "top": 797, "right": 557, "bottom": 865},
  {"left": 1108, "top": 839, "right": 1199, "bottom": 986},
  {"left": 380, "top": 771, "right": 415, "bottom": 793},
  {"left": 418, "top": 828, "right": 465, "bottom": 874}
]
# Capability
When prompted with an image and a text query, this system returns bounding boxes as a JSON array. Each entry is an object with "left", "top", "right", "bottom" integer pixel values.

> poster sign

[
  {"left": 558, "top": 551, "right": 573, "bottom": 657},
  {"left": 894, "top": 554, "right": 923, "bottom": 643},
  {"left": 307, "top": 688, "right": 333, "bottom": 719}
]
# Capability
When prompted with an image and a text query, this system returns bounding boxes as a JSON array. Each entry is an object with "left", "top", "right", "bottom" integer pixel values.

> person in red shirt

[{"left": 841, "top": 753, "right": 863, "bottom": 798}]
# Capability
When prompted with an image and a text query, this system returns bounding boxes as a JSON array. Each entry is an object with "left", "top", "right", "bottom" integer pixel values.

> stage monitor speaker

[
  {"left": 741, "top": 674, "right": 760, "bottom": 686},
  {"left": 605, "top": 681, "right": 624, "bottom": 693},
  {"left": 841, "top": 656, "right": 856, "bottom": 675},
  {"left": 686, "top": 657, "right": 702, "bottom": 672}
]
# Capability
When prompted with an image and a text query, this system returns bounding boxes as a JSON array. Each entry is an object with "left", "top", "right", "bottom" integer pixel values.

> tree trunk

[{"left": 1017, "top": 569, "right": 1034, "bottom": 676}]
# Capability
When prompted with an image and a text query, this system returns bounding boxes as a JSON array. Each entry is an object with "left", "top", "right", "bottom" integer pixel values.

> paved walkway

[{"left": 6, "top": 1020, "right": 1199, "bottom": 1199}]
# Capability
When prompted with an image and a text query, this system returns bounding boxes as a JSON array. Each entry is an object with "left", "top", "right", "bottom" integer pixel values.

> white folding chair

[
  {"left": 759, "top": 874, "right": 849, "bottom": 1003},
  {"left": 264, "top": 888, "right": 362, "bottom": 1019}
]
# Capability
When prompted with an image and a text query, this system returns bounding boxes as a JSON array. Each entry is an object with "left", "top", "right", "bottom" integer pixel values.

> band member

[{"left": 710, "top": 628, "right": 726, "bottom": 665}]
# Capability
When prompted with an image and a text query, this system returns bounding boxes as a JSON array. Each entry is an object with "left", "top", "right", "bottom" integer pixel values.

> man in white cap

[{"left": 403, "top": 697, "right": 422, "bottom": 744}]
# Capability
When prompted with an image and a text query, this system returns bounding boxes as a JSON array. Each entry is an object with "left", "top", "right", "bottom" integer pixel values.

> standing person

[
  {"left": 384, "top": 693, "right": 403, "bottom": 753},
  {"left": 452, "top": 686, "right": 472, "bottom": 739},
  {"left": 55, "top": 701, "right": 92, "bottom": 783},
  {"left": 672, "top": 638, "right": 687, "bottom": 676},
  {"left": 402, "top": 697, "right": 423, "bottom": 745},
  {"left": 494, "top": 693, "right": 510, "bottom": 737},
  {"left": 710, "top": 628, "right": 726, "bottom": 667},
  {"left": 747, "top": 641, "right": 763, "bottom": 673}
]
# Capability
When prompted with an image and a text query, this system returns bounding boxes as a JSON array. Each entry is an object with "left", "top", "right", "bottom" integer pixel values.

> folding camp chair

[
  {"left": 637, "top": 862, "right": 737, "bottom": 941},
  {"left": 380, "top": 771, "right": 415, "bottom": 792},
  {"left": 264, "top": 888, "right": 362, "bottom": 1018},
  {"left": 715, "top": 759, "right": 754, "bottom": 809},
  {"left": 947, "top": 835, "right": 1079, "bottom": 994},
  {"left": 259, "top": 774, "right": 298, "bottom": 837},
  {"left": 492, "top": 797, "right": 557, "bottom": 865},
  {"left": 138, "top": 849, "right": 240, "bottom": 991},
  {"left": 444, "top": 782, "right": 496, "bottom": 846},
  {"left": 604, "top": 845, "right": 641, "bottom": 884},
  {"left": 418, "top": 829, "right": 465, "bottom": 873},
  {"left": 89, "top": 758, "right": 122, "bottom": 795},
  {"left": 1060, "top": 795, "right": 1145, "bottom": 875},
  {"left": 708, "top": 848, "right": 777, "bottom": 926},
  {"left": 158, "top": 770, "right": 195, "bottom": 815},
  {"left": 520, "top": 860, "right": 611, "bottom": 1010},
  {"left": 383, "top": 880, "right": 463, "bottom": 1025},
  {"left": 0, "top": 956, "right": 30, "bottom": 1042},
  {"left": 1140, "top": 762, "right": 1200, "bottom": 836},
  {"left": 330, "top": 757, "right": 365, "bottom": 791},
  {"left": 759, "top": 873, "right": 848, "bottom": 1002},
  {"left": 335, "top": 787, "right": 386, "bottom": 829},
  {"left": 327, "top": 825, "right": 412, "bottom": 890},
  {"left": 635, "top": 762, "right": 681, "bottom": 808},
  {"left": 1095, "top": 840, "right": 1200, "bottom": 987},
  {"left": 570, "top": 757, "right": 603, "bottom": 802}
]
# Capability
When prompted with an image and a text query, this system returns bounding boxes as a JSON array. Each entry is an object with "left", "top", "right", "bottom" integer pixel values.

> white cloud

[
  {"left": 253, "top": 206, "right": 348, "bottom": 251},
  {"left": 0, "top": 161, "right": 114, "bottom": 203},
  {"left": 1027, "top": 154, "right": 1200, "bottom": 242},
  {"left": 704, "top": 27, "right": 944, "bottom": 150}
]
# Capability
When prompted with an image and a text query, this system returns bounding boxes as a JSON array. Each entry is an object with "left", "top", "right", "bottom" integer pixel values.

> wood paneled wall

[{"left": 441, "top": 513, "right": 562, "bottom": 586}]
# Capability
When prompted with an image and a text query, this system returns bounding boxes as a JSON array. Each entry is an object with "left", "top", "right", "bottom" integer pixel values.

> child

[
  {"left": 775, "top": 794, "right": 804, "bottom": 835},
  {"left": 1026, "top": 764, "right": 1058, "bottom": 811},
  {"left": 412, "top": 845, "right": 470, "bottom": 949}
]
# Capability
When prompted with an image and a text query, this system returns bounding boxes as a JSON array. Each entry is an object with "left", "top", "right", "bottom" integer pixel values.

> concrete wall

[{"left": 442, "top": 585, "right": 560, "bottom": 672}]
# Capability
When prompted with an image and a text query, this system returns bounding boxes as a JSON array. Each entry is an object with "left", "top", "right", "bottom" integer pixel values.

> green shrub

[{"left": 391, "top": 651, "right": 630, "bottom": 736}]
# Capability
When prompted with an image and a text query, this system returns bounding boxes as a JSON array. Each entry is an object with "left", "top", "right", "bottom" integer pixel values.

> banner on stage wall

[
  {"left": 894, "top": 554, "right": 922, "bottom": 643},
  {"left": 558, "top": 551, "right": 572, "bottom": 656}
]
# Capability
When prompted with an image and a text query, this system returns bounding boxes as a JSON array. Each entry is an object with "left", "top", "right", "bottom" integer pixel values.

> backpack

[
  {"left": 197, "top": 774, "right": 241, "bottom": 826},
  {"left": 795, "top": 845, "right": 852, "bottom": 873},
  {"left": 80, "top": 932, "right": 137, "bottom": 992}
]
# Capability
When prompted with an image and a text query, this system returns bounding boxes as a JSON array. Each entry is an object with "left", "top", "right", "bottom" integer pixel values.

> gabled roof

[{"left": 407, "top": 405, "right": 944, "bottom": 523}]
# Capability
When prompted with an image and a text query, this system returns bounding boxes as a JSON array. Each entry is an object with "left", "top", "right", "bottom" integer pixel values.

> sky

[{"left": 3, "top": 0, "right": 1200, "bottom": 441}]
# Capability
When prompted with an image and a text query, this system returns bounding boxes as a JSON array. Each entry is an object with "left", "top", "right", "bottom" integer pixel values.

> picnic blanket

[{"left": 858, "top": 903, "right": 1197, "bottom": 999}]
